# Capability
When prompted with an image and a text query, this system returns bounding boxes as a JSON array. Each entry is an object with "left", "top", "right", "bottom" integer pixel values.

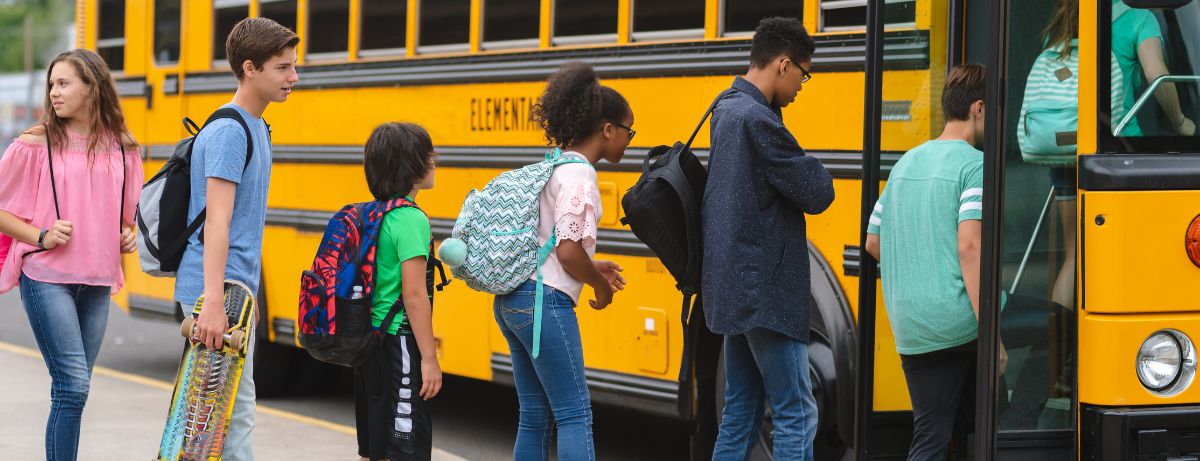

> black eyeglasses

[
  {"left": 613, "top": 122, "right": 636, "bottom": 141},
  {"left": 793, "top": 61, "right": 812, "bottom": 83}
]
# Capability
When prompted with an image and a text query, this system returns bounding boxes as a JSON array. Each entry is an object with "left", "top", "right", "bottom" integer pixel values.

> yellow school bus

[{"left": 75, "top": 0, "right": 1200, "bottom": 458}]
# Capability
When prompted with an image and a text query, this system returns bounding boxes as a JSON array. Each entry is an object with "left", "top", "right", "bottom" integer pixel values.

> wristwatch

[{"left": 37, "top": 229, "right": 48, "bottom": 249}]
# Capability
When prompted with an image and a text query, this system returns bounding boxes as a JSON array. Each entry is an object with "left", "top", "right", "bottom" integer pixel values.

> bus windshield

[{"left": 1105, "top": 1, "right": 1200, "bottom": 145}]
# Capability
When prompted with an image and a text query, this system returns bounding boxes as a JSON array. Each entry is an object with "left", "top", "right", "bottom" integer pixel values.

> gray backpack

[{"left": 136, "top": 108, "right": 254, "bottom": 276}]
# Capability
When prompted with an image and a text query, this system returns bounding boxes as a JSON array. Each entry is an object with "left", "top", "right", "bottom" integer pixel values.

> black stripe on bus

[
  {"left": 263, "top": 208, "right": 656, "bottom": 257},
  {"left": 491, "top": 353, "right": 679, "bottom": 419},
  {"left": 157, "top": 31, "right": 929, "bottom": 95},
  {"left": 147, "top": 144, "right": 902, "bottom": 179},
  {"left": 1079, "top": 154, "right": 1200, "bottom": 191},
  {"left": 115, "top": 77, "right": 149, "bottom": 98}
]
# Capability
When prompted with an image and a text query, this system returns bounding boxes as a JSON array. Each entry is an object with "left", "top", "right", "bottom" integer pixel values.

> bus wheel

[
  {"left": 712, "top": 335, "right": 850, "bottom": 460},
  {"left": 254, "top": 340, "right": 295, "bottom": 396}
]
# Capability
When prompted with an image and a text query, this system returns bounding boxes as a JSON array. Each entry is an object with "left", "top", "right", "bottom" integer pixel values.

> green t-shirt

[
  {"left": 867, "top": 140, "right": 983, "bottom": 355},
  {"left": 1111, "top": 1, "right": 1162, "bottom": 136},
  {"left": 372, "top": 199, "right": 431, "bottom": 335}
]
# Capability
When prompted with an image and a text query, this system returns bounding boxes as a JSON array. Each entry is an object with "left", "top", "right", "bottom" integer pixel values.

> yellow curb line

[
  {"left": 1, "top": 340, "right": 471, "bottom": 460},
  {"left": 0, "top": 341, "right": 355, "bottom": 435}
]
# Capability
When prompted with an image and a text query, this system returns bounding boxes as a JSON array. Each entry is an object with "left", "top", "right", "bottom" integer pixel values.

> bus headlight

[{"left": 1136, "top": 329, "right": 1196, "bottom": 397}]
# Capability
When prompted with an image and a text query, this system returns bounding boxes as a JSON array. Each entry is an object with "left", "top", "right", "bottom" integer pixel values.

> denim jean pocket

[{"left": 500, "top": 305, "right": 534, "bottom": 331}]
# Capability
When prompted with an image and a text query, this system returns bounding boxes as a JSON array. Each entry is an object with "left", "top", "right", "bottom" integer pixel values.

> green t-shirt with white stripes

[{"left": 867, "top": 139, "right": 983, "bottom": 355}]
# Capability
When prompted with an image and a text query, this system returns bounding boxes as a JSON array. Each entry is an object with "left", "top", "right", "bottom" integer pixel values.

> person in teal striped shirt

[{"left": 864, "top": 64, "right": 1005, "bottom": 460}]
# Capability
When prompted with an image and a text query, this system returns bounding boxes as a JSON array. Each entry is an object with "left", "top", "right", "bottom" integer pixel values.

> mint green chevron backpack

[{"left": 439, "top": 148, "right": 591, "bottom": 357}]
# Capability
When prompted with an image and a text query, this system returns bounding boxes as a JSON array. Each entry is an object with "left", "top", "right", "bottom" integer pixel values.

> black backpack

[
  {"left": 136, "top": 108, "right": 255, "bottom": 276},
  {"left": 620, "top": 91, "right": 725, "bottom": 324}
]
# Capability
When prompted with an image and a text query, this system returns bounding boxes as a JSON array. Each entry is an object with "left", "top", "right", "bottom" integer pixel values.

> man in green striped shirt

[{"left": 864, "top": 64, "right": 1006, "bottom": 459}]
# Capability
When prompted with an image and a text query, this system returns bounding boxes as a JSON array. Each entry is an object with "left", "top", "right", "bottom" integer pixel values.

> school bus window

[
  {"left": 723, "top": 0, "right": 803, "bottom": 37},
  {"left": 97, "top": 0, "right": 124, "bottom": 71},
  {"left": 632, "top": 0, "right": 704, "bottom": 41},
  {"left": 482, "top": 0, "right": 539, "bottom": 49},
  {"left": 306, "top": 0, "right": 349, "bottom": 58},
  {"left": 820, "top": 0, "right": 915, "bottom": 32},
  {"left": 213, "top": 0, "right": 249, "bottom": 62},
  {"left": 553, "top": 0, "right": 617, "bottom": 45},
  {"left": 419, "top": 0, "right": 470, "bottom": 53},
  {"left": 154, "top": 0, "right": 181, "bottom": 64},
  {"left": 360, "top": 0, "right": 406, "bottom": 54},
  {"left": 260, "top": 0, "right": 298, "bottom": 36}
]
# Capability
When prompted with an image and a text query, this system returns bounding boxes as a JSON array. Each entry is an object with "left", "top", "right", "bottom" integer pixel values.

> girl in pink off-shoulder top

[{"left": 0, "top": 49, "right": 141, "bottom": 461}]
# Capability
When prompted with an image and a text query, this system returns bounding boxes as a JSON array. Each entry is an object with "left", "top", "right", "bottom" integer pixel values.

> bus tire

[
  {"left": 254, "top": 338, "right": 295, "bottom": 396},
  {"left": 251, "top": 279, "right": 294, "bottom": 396}
]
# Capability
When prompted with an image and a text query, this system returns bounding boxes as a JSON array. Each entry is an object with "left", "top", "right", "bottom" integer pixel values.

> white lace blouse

[{"left": 530, "top": 151, "right": 601, "bottom": 303}]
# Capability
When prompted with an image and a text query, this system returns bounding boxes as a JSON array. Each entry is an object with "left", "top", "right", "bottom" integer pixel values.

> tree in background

[{"left": 0, "top": 0, "right": 74, "bottom": 73}]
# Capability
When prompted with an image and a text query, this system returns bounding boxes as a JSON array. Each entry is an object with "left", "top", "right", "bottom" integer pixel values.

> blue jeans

[
  {"left": 494, "top": 280, "right": 595, "bottom": 461},
  {"left": 18, "top": 274, "right": 111, "bottom": 461},
  {"left": 712, "top": 328, "right": 819, "bottom": 461}
]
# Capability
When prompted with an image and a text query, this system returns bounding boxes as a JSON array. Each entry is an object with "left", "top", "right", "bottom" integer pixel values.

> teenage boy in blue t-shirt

[{"left": 174, "top": 17, "right": 299, "bottom": 460}]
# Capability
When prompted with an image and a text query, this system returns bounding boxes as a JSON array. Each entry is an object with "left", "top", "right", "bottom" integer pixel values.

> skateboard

[{"left": 157, "top": 280, "right": 255, "bottom": 461}]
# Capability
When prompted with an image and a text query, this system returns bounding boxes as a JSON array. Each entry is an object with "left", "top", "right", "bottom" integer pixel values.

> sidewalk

[{"left": 0, "top": 341, "right": 468, "bottom": 460}]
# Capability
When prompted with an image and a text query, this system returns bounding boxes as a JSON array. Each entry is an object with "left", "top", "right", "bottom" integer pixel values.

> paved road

[{"left": 0, "top": 291, "right": 691, "bottom": 460}]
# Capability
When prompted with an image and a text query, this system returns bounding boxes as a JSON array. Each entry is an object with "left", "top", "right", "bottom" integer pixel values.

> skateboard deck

[{"left": 157, "top": 281, "right": 255, "bottom": 461}]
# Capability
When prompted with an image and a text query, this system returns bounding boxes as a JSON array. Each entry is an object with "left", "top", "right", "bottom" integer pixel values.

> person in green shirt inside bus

[{"left": 1111, "top": 0, "right": 1195, "bottom": 136}]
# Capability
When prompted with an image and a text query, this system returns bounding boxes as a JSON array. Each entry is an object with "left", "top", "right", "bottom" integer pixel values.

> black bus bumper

[{"left": 1081, "top": 404, "right": 1200, "bottom": 460}]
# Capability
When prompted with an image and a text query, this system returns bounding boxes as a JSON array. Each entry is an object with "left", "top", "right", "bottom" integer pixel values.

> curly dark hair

[
  {"left": 364, "top": 122, "right": 434, "bottom": 201},
  {"left": 532, "top": 61, "right": 631, "bottom": 147},
  {"left": 750, "top": 17, "right": 816, "bottom": 69}
]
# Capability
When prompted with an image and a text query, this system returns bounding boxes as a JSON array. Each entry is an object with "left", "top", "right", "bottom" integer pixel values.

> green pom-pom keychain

[{"left": 438, "top": 238, "right": 467, "bottom": 268}]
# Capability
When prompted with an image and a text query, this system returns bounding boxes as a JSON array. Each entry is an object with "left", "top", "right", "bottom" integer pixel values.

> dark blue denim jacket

[{"left": 701, "top": 76, "right": 836, "bottom": 342}]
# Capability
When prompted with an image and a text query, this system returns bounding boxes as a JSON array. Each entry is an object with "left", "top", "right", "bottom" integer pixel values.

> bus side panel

[
  {"left": 1078, "top": 312, "right": 1200, "bottom": 406},
  {"left": 1082, "top": 191, "right": 1200, "bottom": 313}
]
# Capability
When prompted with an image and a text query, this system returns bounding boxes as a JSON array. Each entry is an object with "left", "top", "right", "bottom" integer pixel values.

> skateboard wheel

[
  {"left": 181, "top": 318, "right": 195, "bottom": 339},
  {"left": 230, "top": 330, "right": 246, "bottom": 351}
]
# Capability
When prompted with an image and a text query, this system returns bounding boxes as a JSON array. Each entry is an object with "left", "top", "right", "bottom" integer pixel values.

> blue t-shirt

[{"left": 174, "top": 103, "right": 273, "bottom": 306}]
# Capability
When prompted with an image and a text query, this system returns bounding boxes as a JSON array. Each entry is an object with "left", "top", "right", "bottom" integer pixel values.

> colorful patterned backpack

[
  {"left": 439, "top": 148, "right": 591, "bottom": 358},
  {"left": 298, "top": 197, "right": 447, "bottom": 367}
]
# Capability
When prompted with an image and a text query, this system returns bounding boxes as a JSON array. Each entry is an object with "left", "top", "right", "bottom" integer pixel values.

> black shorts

[{"left": 354, "top": 334, "right": 432, "bottom": 461}]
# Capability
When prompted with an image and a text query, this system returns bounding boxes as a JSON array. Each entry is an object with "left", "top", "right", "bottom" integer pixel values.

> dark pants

[
  {"left": 899, "top": 341, "right": 977, "bottom": 461},
  {"left": 355, "top": 334, "right": 433, "bottom": 461}
]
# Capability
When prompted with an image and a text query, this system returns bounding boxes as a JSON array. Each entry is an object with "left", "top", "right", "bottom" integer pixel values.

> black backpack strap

[
  {"left": 25, "top": 131, "right": 62, "bottom": 258},
  {"left": 202, "top": 107, "right": 255, "bottom": 170},
  {"left": 119, "top": 143, "right": 126, "bottom": 232},
  {"left": 189, "top": 107, "right": 258, "bottom": 245},
  {"left": 379, "top": 299, "right": 404, "bottom": 337},
  {"left": 677, "top": 292, "right": 703, "bottom": 382},
  {"left": 684, "top": 89, "right": 732, "bottom": 151},
  {"left": 46, "top": 127, "right": 61, "bottom": 220}
]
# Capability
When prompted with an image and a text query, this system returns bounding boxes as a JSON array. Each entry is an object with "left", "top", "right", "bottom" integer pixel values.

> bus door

[{"left": 973, "top": 0, "right": 1081, "bottom": 458}]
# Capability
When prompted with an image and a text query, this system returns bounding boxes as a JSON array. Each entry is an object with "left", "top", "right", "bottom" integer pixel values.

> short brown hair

[
  {"left": 364, "top": 122, "right": 435, "bottom": 201},
  {"left": 226, "top": 17, "right": 299, "bottom": 80},
  {"left": 942, "top": 64, "right": 987, "bottom": 121}
]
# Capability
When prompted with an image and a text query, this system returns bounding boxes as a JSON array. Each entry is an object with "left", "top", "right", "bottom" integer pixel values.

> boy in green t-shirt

[
  {"left": 354, "top": 122, "right": 440, "bottom": 461},
  {"left": 864, "top": 64, "right": 1004, "bottom": 459}
]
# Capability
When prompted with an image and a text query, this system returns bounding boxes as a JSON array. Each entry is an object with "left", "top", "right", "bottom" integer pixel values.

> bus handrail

[{"left": 1114, "top": 74, "right": 1200, "bottom": 135}]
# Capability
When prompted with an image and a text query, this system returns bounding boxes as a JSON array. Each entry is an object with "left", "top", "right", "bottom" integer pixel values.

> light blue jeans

[
  {"left": 182, "top": 302, "right": 257, "bottom": 461},
  {"left": 712, "top": 328, "right": 819, "bottom": 461},
  {"left": 19, "top": 274, "right": 110, "bottom": 461},
  {"left": 494, "top": 280, "right": 595, "bottom": 461}
]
